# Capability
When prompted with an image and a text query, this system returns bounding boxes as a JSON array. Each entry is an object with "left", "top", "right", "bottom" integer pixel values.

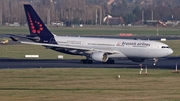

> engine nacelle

[
  {"left": 129, "top": 58, "right": 145, "bottom": 62},
  {"left": 91, "top": 52, "right": 108, "bottom": 62}
]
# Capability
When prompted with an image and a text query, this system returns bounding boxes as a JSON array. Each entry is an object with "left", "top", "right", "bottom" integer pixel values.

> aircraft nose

[{"left": 168, "top": 48, "right": 173, "bottom": 55}]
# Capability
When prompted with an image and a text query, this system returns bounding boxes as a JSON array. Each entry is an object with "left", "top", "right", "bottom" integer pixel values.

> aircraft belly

[
  {"left": 120, "top": 48, "right": 168, "bottom": 58},
  {"left": 118, "top": 48, "right": 160, "bottom": 58}
]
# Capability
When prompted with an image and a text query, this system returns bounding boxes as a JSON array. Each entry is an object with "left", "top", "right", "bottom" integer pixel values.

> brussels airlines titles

[{"left": 116, "top": 41, "right": 151, "bottom": 47}]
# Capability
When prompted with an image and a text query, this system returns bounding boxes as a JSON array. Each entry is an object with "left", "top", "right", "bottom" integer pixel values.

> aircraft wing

[{"left": 20, "top": 41, "right": 120, "bottom": 54}]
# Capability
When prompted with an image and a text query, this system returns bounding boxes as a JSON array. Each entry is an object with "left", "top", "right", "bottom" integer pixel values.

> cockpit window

[{"left": 161, "top": 46, "right": 169, "bottom": 48}]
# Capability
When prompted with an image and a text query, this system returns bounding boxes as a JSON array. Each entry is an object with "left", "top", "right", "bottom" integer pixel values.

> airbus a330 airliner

[{"left": 10, "top": 4, "right": 173, "bottom": 65}]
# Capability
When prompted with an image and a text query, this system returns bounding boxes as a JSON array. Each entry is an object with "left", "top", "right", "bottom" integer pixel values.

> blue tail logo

[{"left": 24, "top": 4, "right": 56, "bottom": 44}]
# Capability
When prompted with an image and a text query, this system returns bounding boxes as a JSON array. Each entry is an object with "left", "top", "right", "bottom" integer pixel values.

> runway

[{"left": 0, "top": 58, "right": 179, "bottom": 69}]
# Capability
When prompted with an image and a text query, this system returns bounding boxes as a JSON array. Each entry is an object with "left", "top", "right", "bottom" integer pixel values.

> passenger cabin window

[{"left": 161, "top": 46, "right": 169, "bottom": 48}]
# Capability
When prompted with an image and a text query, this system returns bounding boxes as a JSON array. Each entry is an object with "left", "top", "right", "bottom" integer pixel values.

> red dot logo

[
  {"left": 37, "top": 30, "right": 40, "bottom": 34},
  {"left": 32, "top": 30, "right": 36, "bottom": 33},
  {"left": 31, "top": 26, "right": 35, "bottom": 29},
  {"left": 27, "top": 12, "right": 44, "bottom": 34},
  {"left": 30, "top": 23, "right": 33, "bottom": 26}
]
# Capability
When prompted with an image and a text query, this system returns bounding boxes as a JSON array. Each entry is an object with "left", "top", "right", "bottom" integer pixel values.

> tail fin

[{"left": 24, "top": 4, "right": 55, "bottom": 43}]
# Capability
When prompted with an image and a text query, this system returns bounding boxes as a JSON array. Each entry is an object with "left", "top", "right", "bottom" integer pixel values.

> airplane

[{"left": 10, "top": 4, "right": 173, "bottom": 65}]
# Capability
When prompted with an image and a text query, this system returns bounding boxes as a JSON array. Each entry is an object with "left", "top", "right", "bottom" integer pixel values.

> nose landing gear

[{"left": 153, "top": 58, "right": 158, "bottom": 66}]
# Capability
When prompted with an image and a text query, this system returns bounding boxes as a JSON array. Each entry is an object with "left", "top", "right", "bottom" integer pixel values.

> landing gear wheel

[
  {"left": 153, "top": 63, "right": 156, "bottom": 66},
  {"left": 105, "top": 60, "right": 115, "bottom": 64},
  {"left": 81, "top": 59, "right": 93, "bottom": 64}
]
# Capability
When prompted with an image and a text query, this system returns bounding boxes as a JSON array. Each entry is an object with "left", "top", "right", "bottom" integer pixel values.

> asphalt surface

[{"left": 0, "top": 58, "right": 180, "bottom": 69}]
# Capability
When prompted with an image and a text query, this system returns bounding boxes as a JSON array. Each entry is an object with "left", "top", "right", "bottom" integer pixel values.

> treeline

[
  {"left": 0, "top": 0, "right": 104, "bottom": 25},
  {"left": 1, "top": 0, "right": 180, "bottom": 26}
]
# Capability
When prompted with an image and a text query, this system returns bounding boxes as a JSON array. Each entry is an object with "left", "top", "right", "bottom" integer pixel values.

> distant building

[
  {"left": 145, "top": 20, "right": 158, "bottom": 25},
  {"left": 103, "top": 15, "right": 124, "bottom": 25}
]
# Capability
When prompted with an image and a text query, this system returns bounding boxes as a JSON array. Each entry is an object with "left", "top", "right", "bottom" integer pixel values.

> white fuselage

[{"left": 54, "top": 36, "right": 173, "bottom": 58}]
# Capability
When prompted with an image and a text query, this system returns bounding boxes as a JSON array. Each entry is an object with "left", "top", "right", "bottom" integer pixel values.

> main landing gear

[
  {"left": 80, "top": 55, "right": 115, "bottom": 64},
  {"left": 80, "top": 55, "right": 93, "bottom": 64},
  {"left": 104, "top": 60, "right": 115, "bottom": 64},
  {"left": 80, "top": 59, "right": 115, "bottom": 64},
  {"left": 80, "top": 59, "right": 93, "bottom": 64}
]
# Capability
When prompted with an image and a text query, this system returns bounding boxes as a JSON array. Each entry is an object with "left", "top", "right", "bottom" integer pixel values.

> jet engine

[
  {"left": 91, "top": 52, "right": 108, "bottom": 62},
  {"left": 129, "top": 58, "right": 145, "bottom": 62}
]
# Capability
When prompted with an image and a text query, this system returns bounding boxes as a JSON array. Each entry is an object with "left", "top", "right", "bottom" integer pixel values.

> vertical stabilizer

[{"left": 24, "top": 4, "right": 55, "bottom": 43}]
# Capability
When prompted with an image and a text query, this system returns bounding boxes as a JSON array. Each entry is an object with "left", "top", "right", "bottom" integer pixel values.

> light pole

[
  {"left": 71, "top": 17, "right": 73, "bottom": 26},
  {"left": 99, "top": 3, "right": 104, "bottom": 26},
  {"left": 142, "top": 9, "right": 144, "bottom": 24},
  {"left": 47, "top": 8, "right": 51, "bottom": 27},
  {"left": 0, "top": 8, "right": 2, "bottom": 26},
  {"left": 151, "top": 10, "right": 153, "bottom": 20},
  {"left": 157, "top": 23, "right": 159, "bottom": 36},
  {"left": 99, "top": 6, "right": 102, "bottom": 25},
  {"left": 95, "top": 9, "right": 97, "bottom": 25}
]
